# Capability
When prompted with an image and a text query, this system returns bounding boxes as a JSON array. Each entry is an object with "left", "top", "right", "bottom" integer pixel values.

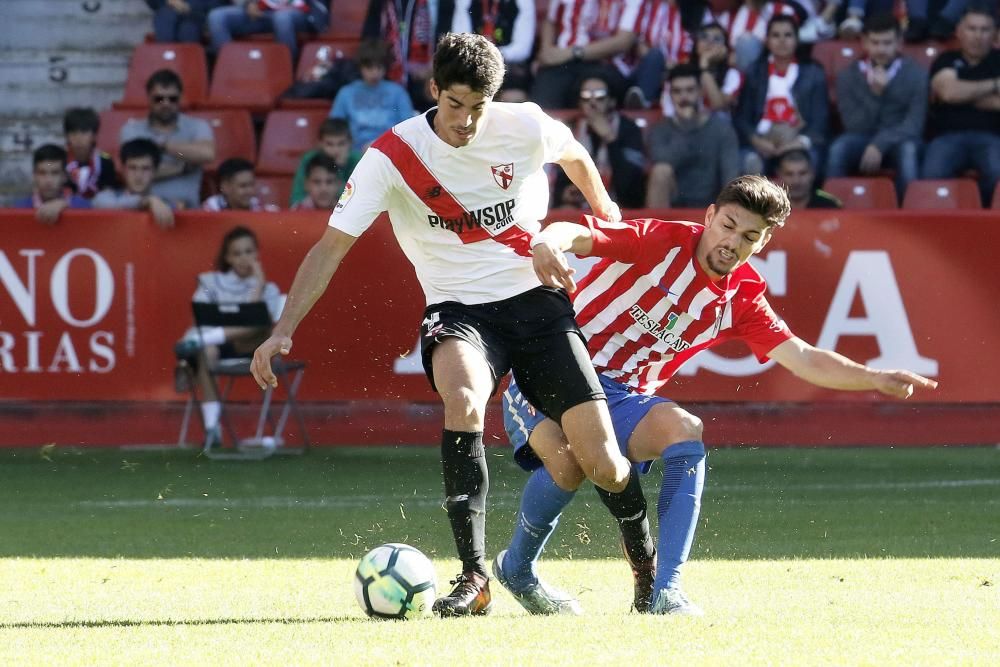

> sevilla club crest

[{"left": 491, "top": 163, "right": 514, "bottom": 190}]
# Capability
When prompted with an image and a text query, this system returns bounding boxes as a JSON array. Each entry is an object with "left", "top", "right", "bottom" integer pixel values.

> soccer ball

[{"left": 353, "top": 543, "right": 437, "bottom": 619}]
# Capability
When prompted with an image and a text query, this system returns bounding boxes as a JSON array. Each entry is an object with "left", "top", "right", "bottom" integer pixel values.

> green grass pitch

[{"left": 0, "top": 444, "right": 997, "bottom": 665}]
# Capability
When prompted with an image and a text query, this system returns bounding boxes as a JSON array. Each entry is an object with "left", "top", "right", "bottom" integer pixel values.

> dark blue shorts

[{"left": 502, "top": 374, "right": 672, "bottom": 474}]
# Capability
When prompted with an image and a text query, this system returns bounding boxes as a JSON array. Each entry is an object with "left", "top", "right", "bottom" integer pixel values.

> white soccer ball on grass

[{"left": 353, "top": 543, "right": 437, "bottom": 619}]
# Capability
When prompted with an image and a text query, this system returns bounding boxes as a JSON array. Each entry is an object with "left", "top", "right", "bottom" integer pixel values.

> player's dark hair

[
  {"left": 216, "top": 226, "right": 258, "bottom": 273},
  {"left": 33, "top": 144, "right": 67, "bottom": 168},
  {"left": 63, "top": 107, "right": 100, "bottom": 134},
  {"left": 216, "top": 157, "right": 255, "bottom": 185},
  {"left": 145, "top": 68, "right": 183, "bottom": 93},
  {"left": 962, "top": 1, "right": 997, "bottom": 24},
  {"left": 863, "top": 13, "right": 900, "bottom": 35},
  {"left": 318, "top": 117, "right": 351, "bottom": 139},
  {"left": 668, "top": 62, "right": 702, "bottom": 84},
  {"left": 119, "top": 138, "right": 162, "bottom": 168},
  {"left": 357, "top": 38, "right": 390, "bottom": 68},
  {"left": 305, "top": 152, "right": 339, "bottom": 178},
  {"left": 715, "top": 175, "right": 791, "bottom": 229},
  {"left": 432, "top": 33, "right": 505, "bottom": 98}
]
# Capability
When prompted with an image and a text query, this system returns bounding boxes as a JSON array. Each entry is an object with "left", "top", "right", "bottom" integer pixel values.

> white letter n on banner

[
  {"left": 0, "top": 250, "right": 43, "bottom": 327},
  {"left": 817, "top": 251, "right": 938, "bottom": 375}
]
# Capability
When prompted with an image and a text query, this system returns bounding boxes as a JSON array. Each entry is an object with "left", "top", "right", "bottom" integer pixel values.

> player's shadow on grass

[{"left": 0, "top": 615, "right": 372, "bottom": 630}]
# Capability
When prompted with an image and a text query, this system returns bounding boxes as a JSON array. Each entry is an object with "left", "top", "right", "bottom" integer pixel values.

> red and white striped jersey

[
  {"left": 546, "top": 0, "right": 645, "bottom": 48},
  {"left": 637, "top": 0, "right": 715, "bottom": 65},
  {"left": 328, "top": 103, "right": 573, "bottom": 306},
  {"left": 572, "top": 215, "right": 792, "bottom": 394},
  {"left": 719, "top": 2, "right": 797, "bottom": 46}
]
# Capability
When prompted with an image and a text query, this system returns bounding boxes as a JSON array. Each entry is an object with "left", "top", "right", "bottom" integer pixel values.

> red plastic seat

[
  {"left": 96, "top": 109, "right": 147, "bottom": 160},
  {"left": 188, "top": 110, "right": 256, "bottom": 172},
  {"left": 204, "top": 42, "right": 293, "bottom": 113},
  {"left": 256, "top": 109, "right": 329, "bottom": 176},
  {"left": 900, "top": 42, "right": 945, "bottom": 71},
  {"left": 256, "top": 176, "right": 292, "bottom": 210},
  {"left": 278, "top": 40, "right": 362, "bottom": 110},
  {"left": 319, "top": 2, "right": 367, "bottom": 39},
  {"left": 902, "top": 179, "right": 982, "bottom": 210},
  {"left": 812, "top": 40, "right": 860, "bottom": 103},
  {"left": 116, "top": 43, "right": 208, "bottom": 109},
  {"left": 621, "top": 109, "right": 662, "bottom": 141},
  {"left": 822, "top": 177, "right": 899, "bottom": 209}
]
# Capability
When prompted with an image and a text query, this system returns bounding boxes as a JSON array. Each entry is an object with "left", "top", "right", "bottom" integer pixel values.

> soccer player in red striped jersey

[
  {"left": 251, "top": 33, "right": 638, "bottom": 618},
  {"left": 493, "top": 175, "right": 937, "bottom": 615}
]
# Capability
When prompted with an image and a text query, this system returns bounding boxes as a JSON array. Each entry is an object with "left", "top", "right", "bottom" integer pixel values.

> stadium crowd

[{"left": 10, "top": 0, "right": 1000, "bottom": 222}]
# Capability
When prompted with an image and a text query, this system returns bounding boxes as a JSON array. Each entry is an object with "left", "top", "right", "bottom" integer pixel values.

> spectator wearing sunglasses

[
  {"left": 120, "top": 69, "right": 216, "bottom": 209},
  {"left": 554, "top": 73, "right": 646, "bottom": 209}
]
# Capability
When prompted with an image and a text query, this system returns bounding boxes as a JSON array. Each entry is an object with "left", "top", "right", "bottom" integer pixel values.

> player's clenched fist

[{"left": 251, "top": 335, "right": 293, "bottom": 390}]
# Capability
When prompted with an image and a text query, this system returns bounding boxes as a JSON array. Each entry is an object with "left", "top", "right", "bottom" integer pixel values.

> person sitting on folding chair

[{"left": 175, "top": 225, "right": 285, "bottom": 448}]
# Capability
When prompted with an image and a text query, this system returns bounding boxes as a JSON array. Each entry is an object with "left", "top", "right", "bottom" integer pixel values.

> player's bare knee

[
  {"left": 440, "top": 386, "right": 487, "bottom": 425},
  {"left": 677, "top": 409, "right": 703, "bottom": 441},
  {"left": 588, "top": 458, "right": 630, "bottom": 493}
]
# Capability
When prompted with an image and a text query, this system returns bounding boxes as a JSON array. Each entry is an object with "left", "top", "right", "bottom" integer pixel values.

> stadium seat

[
  {"left": 812, "top": 40, "right": 860, "bottom": 102},
  {"left": 116, "top": 43, "right": 208, "bottom": 109},
  {"left": 204, "top": 42, "right": 293, "bottom": 113},
  {"left": 278, "top": 40, "right": 362, "bottom": 110},
  {"left": 256, "top": 110, "right": 329, "bottom": 176},
  {"left": 319, "top": 1, "right": 368, "bottom": 39},
  {"left": 189, "top": 110, "right": 256, "bottom": 172},
  {"left": 992, "top": 182, "right": 1000, "bottom": 209},
  {"left": 96, "top": 109, "right": 147, "bottom": 160},
  {"left": 901, "top": 42, "right": 945, "bottom": 71},
  {"left": 256, "top": 176, "right": 293, "bottom": 210},
  {"left": 902, "top": 179, "right": 982, "bottom": 210},
  {"left": 621, "top": 109, "right": 662, "bottom": 141},
  {"left": 822, "top": 177, "right": 899, "bottom": 209}
]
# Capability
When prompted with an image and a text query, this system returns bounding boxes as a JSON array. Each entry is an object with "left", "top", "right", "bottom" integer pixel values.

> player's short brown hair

[
  {"left": 432, "top": 33, "right": 505, "bottom": 98},
  {"left": 715, "top": 175, "right": 791, "bottom": 228}
]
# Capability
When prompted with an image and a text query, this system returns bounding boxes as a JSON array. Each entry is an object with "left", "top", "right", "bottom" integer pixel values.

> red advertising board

[{"left": 1, "top": 208, "right": 999, "bottom": 406}]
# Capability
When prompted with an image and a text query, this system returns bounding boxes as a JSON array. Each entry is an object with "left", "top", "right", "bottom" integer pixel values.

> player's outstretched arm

[
  {"left": 556, "top": 140, "right": 621, "bottom": 222},
  {"left": 251, "top": 227, "right": 358, "bottom": 390},
  {"left": 768, "top": 337, "right": 938, "bottom": 399},
  {"left": 530, "top": 221, "right": 595, "bottom": 291}
]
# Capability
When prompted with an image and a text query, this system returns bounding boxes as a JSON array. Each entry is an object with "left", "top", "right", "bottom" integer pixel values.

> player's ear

[
  {"left": 429, "top": 78, "right": 440, "bottom": 101},
  {"left": 704, "top": 204, "right": 716, "bottom": 228},
  {"left": 757, "top": 227, "right": 775, "bottom": 252}
]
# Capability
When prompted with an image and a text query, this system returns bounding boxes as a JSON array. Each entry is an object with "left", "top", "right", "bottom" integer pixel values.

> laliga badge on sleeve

[{"left": 335, "top": 179, "right": 355, "bottom": 211}]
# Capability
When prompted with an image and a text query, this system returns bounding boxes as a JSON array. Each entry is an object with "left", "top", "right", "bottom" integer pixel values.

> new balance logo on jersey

[
  {"left": 428, "top": 199, "right": 516, "bottom": 233},
  {"left": 491, "top": 163, "right": 514, "bottom": 190},
  {"left": 629, "top": 305, "right": 692, "bottom": 352},
  {"left": 424, "top": 186, "right": 442, "bottom": 199}
]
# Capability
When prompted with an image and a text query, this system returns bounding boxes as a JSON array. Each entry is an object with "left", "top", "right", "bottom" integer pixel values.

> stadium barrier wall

[{"left": 1, "top": 208, "right": 998, "bottom": 446}]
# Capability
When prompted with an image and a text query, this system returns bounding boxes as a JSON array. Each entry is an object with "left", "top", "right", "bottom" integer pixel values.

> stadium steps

[{"left": 0, "top": 0, "right": 150, "bottom": 204}]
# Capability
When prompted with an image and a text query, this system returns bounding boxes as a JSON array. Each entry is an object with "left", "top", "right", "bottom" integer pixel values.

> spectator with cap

[
  {"left": 120, "top": 69, "right": 215, "bottom": 209},
  {"left": 93, "top": 139, "right": 175, "bottom": 228},
  {"left": 63, "top": 107, "right": 119, "bottom": 200},
  {"left": 13, "top": 145, "right": 90, "bottom": 224}
]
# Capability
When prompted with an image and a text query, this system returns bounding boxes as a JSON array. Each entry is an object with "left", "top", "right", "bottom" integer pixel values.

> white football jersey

[{"left": 328, "top": 102, "right": 573, "bottom": 306}]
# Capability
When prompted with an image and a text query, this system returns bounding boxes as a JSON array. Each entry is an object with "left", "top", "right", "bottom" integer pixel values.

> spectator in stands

[
  {"left": 904, "top": 0, "right": 971, "bottom": 42},
  {"left": 203, "top": 158, "right": 277, "bottom": 211},
  {"left": 647, "top": 63, "right": 741, "bottom": 208},
  {"left": 363, "top": 0, "right": 449, "bottom": 111},
  {"left": 329, "top": 39, "right": 415, "bottom": 152},
  {"left": 734, "top": 14, "right": 829, "bottom": 175},
  {"left": 826, "top": 14, "right": 925, "bottom": 198},
  {"left": 554, "top": 72, "right": 646, "bottom": 209},
  {"left": 175, "top": 225, "right": 285, "bottom": 448},
  {"left": 13, "top": 145, "right": 90, "bottom": 223},
  {"left": 93, "top": 139, "right": 175, "bottom": 228},
  {"left": 120, "top": 69, "right": 215, "bottom": 209},
  {"left": 837, "top": 0, "right": 896, "bottom": 40},
  {"left": 207, "top": 0, "right": 330, "bottom": 60},
  {"left": 923, "top": 2, "right": 999, "bottom": 206},
  {"left": 145, "top": 0, "right": 224, "bottom": 42},
  {"left": 291, "top": 118, "right": 359, "bottom": 206},
  {"left": 291, "top": 153, "right": 343, "bottom": 210},
  {"left": 660, "top": 22, "right": 743, "bottom": 117},
  {"left": 450, "top": 0, "right": 536, "bottom": 94},
  {"left": 530, "top": 0, "right": 641, "bottom": 109},
  {"left": 719, "top": 0, "right": 800, "bottom": 72},
  {"left": 776, "top": 148, "right": 842, "bottom": 208},
  {"left": 63, "top": 107, "right": 118, "bottom": 200},
  {"left": 622, "top": 0, "right": 715, "bottom": 109}
]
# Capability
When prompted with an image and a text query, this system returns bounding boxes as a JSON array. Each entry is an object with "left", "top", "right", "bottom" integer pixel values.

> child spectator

[
  {"left": 647, "top": 63, "right": 741, "bottom": 208},
  {"left": 120, "top": 69, "right": 216, "bottom": 209},
  {"left": 291, "top": 153, "right": 343, "bottom": 210},
  {"left": 145, "top": 0, "right": 224, "bottom": 43},
  {"left": 13, "top": 145, "right": 90, "bottom": 224},
  {"left": 329, "top": 39, "right": 415, "bottom": 153},
  {"left": 64, "top": 107, "right": 118, "bottom": 200},
  {"left": 290, "top": 118, "right": 360, "bottom": 206},
  {"left": 203, "top": 158, "right": 277, "bottom": 211},
  {"left": 208, "top": 0, "right": 330, "bottom": 60},
  {"left": 93, "top": 139, "right": 175, "bottom": 228},
  {"left": 776, "top": 148, "right": 841, "bottom": 208},
  {"left": 175, "top": 226, "right": 285, "bottom": 448}
]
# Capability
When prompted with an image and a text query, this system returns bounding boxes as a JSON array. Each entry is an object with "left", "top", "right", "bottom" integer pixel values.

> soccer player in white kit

[{"left": 251, "top": 33, "right": 636, "bottom": 617}]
